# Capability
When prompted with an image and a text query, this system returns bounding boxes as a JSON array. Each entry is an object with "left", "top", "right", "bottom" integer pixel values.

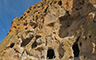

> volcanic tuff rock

[{"left": 0, "top": 0, "right": 96, "bottom": 60}]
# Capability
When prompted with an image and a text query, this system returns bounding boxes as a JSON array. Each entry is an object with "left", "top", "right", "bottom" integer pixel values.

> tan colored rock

[{"left": 0, "top": 0, "right": 96, "bottom": 60}]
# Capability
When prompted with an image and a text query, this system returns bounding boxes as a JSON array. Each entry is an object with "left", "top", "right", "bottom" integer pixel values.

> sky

[{"left": 0, "top": 0, "right": 41, "bottom": 43}]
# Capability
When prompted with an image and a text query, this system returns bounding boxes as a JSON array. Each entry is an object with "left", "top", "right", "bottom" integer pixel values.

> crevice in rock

[
  {"left": 72, "top": 42, "right": 80, "bottom": 57},
  {"left": 72, "top": 36, "right": 80, "bottom": 57},
  {"left": 31, "top": 40, "right": 37, "bottom": 48},
  {"left": 14, "top": 48, "right": 20, "bottom": 53},
  {"left": 76, "top": 36, "right": 80, "bottom": 42},
  {"left": 44, "top": 6, "right": 49, "bottom": 13}
]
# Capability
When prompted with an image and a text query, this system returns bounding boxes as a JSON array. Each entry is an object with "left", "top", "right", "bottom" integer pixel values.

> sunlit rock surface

[{"left": 0, "top": 0, "right": 96, "bottom": 60}]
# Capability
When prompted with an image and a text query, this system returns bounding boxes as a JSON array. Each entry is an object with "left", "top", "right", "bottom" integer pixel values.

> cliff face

[{"left": 0, "top": 0, "right": 96, "bottom": 60}]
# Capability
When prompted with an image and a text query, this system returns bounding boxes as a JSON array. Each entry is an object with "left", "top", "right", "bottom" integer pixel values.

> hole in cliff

[
  {"left": 72, "top": 43, "right": 80, "bottom": 57},
  {"left": 76, "top": 8, "right": 79, "bottom": 10},
  {"left": 38, "top": 6, "right": 40, "bottom": 8},
  {"left": 14, "top": 26, "right": 16, "bottom": 28},
  {"left": 21, "top": 35, "right": 34, "bottom": 47},
  {"left": 27, "top": 10, "right": 30, "bottom": 13},
  {"left": 10, "top": 43, "right": 15, "bottom": 48},
  {"left": 36, "top": 35, "right": 41, "bottom": 40},
  {"left": 25, "top": 27, "right": 28, "bottom": 30},
  {"left": 67, "top": 24, "right": 70, "bottom": 27},
  {"left": 31, "top": 41, "right": 37, "bottom": 48},
  {"left": 66, "top": 11, "right": 70, "bottom": 16},
  {"left": 58, "top": 1, "right": 62, "bottom": 6},
  {"left": 59, "top": 43, "right": 65, "bottom": 59},
  {"left": 47, "top": 49, "right": 55, "bottom": 59},
  {"left": 80, "top": 42, "right": 82, "bottom": 47},
  {"left": 20, "top": 16, "right": 23, "bottom": 19},
  {"left": 89, "top": 35, "right": 91, "bottom": 38}
]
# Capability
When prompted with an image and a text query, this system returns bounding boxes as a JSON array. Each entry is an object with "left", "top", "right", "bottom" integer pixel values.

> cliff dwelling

[
  {"left": 0, "top": 0, "right": 96, "bottom": 60},
  {"left": 47, "top": 49, "right": 55, "bottom": 59}
]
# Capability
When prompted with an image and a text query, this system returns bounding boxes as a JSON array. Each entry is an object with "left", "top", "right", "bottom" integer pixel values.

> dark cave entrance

[
  {"left": 10, "top": 43, "right": 15, "bottom": 48},
  {"left": 47, "top": 49, "right": 55, "bottom": 59},
  {"left": 72, "top": 43, "right": 80, "bottom": 57}
]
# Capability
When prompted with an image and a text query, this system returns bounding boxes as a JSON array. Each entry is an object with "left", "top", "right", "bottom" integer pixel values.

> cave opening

[
  {"left": 47, "top": 49, "right": 55, "bottom": 59},
  {"left": 72, "top": 43, "right": 80, "bottom": 57},
  {"left": 10, "top": 43, "right": 15, "bottom": 48}
]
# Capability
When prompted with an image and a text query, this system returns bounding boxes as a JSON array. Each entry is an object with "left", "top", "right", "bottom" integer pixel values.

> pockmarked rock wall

[{"left": 0, "top": 0, "right": 96, "bottom": 60}]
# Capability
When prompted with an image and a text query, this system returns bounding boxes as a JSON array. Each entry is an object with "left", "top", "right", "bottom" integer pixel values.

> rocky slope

[{"left": 0, "top": 0, "right": 96, "bottom": 60}]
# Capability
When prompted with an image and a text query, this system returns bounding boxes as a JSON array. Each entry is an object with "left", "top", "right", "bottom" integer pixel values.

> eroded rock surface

[{"left": 0, "top": 0, "right": 96, "bottom": 60}]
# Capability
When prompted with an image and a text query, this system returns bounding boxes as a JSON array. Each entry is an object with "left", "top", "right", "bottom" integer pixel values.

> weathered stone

[{"left": 0, "top": 0, "right": 96, "bottom": 60}]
